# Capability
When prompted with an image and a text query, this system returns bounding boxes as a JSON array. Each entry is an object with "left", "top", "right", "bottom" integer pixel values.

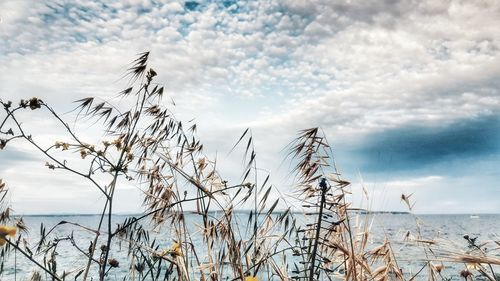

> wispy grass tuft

[{"left": 0, "top": 53, "right": 498, "bottom": 281}]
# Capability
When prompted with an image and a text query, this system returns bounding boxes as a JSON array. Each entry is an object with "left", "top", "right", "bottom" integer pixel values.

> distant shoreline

[{"left": 15, "top": 211, "right": 499, "bottom": 217}]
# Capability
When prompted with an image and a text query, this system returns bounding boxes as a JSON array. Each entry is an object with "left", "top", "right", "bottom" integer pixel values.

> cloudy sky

[{"left": 1, "top": 0, "right": 500, "bottom": 214}]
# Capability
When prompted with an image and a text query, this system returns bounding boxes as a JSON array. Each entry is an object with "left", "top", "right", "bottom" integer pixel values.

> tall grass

[{"left": 0, "top": 53, "right": 498, "bottom": 281}]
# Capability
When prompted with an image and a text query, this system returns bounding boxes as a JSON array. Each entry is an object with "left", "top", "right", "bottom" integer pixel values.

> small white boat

[{"left": 470, "top": 215, "right": 480, "bottom": 219}]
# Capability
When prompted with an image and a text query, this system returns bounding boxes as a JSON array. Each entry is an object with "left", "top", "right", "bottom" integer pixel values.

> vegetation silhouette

[{"left": 0, "top": 53, "right": 499, "bottom": 281}]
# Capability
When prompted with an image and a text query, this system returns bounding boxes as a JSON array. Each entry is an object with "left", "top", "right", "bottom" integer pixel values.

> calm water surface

[{"left": 2, "top": 213, "right": 499, "bottom": 280}]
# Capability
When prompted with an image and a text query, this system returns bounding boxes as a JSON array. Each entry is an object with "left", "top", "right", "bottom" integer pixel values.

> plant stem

[
  {"left": 6, "top": 239, "right": 62, "bottom": 281},
  {"left": 308, "top": 179, "right": 327, "bottom": 281}
]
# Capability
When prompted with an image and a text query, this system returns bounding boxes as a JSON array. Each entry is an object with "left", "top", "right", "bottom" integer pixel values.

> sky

[{"left": 1, "top": 0, "right": 500, "bottom": 214}]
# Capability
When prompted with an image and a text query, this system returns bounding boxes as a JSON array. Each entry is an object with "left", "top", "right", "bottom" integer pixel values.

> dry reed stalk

[{"left": 1, "top": 53, "right": 499, "bottom": 281}]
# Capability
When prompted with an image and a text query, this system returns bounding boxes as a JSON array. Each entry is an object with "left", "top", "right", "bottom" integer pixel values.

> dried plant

[
  {"left": 0, "top": 53, "right": 498, "bottom": 281},
  {"left": 0, "top": 52, "right": 295, "bottom": 281},
  {"left": 287, "top": 128, "right": 377, "bottom": 281}
]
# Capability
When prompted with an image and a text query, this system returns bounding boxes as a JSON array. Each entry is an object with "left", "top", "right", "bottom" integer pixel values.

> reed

[{"left": 0, "top": 53, "right": 498, "bottom": 281}]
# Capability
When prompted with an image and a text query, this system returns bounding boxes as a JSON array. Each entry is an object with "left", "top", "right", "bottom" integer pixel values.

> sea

[{"left": 2, "top": 213, "right": 499, "bottom": 280}]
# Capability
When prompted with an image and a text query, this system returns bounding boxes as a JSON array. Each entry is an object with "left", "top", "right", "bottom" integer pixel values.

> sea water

[{"left": 2, "top": 213, "right": 499, "bottom": 280}]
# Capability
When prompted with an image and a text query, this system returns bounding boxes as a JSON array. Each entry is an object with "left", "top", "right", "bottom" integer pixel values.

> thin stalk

[
  {"left": 6, "top": 239, "right": 62, "bottom": 281},
  {"left": 308, "top": 179, "right": 327, "bottom": 281},
  {"left": 100, "top": 81, "right": 149, "bottom": 280},
  {"left": 82, "top": 198, "right": 109, "bottom": 281}
]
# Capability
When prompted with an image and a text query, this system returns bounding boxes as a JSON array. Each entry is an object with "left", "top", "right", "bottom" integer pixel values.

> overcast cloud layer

[{"left": 1, "top": 0, "right": 500, "bottom": 214}]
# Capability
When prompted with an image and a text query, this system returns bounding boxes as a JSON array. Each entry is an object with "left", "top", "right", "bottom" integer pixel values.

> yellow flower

[
  {"left": 169, "top": 242, "right": 182, "bottom": 257},
  {"left": 0, "top": 225, "right": 17, "bottom": 236},
  {"left": 245, "top": 276, "right": 258, "bottom": 281},
  {"left": 467, "top": 263, "right": 480, "bottom": 270},
  {"left": 0, "top": 225, "right": 17, "bottom": 246}
]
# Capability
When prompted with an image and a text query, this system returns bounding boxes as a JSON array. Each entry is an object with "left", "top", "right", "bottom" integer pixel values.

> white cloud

[{"left": 1, "top": 0, "right": 500, "bottom": 213}]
